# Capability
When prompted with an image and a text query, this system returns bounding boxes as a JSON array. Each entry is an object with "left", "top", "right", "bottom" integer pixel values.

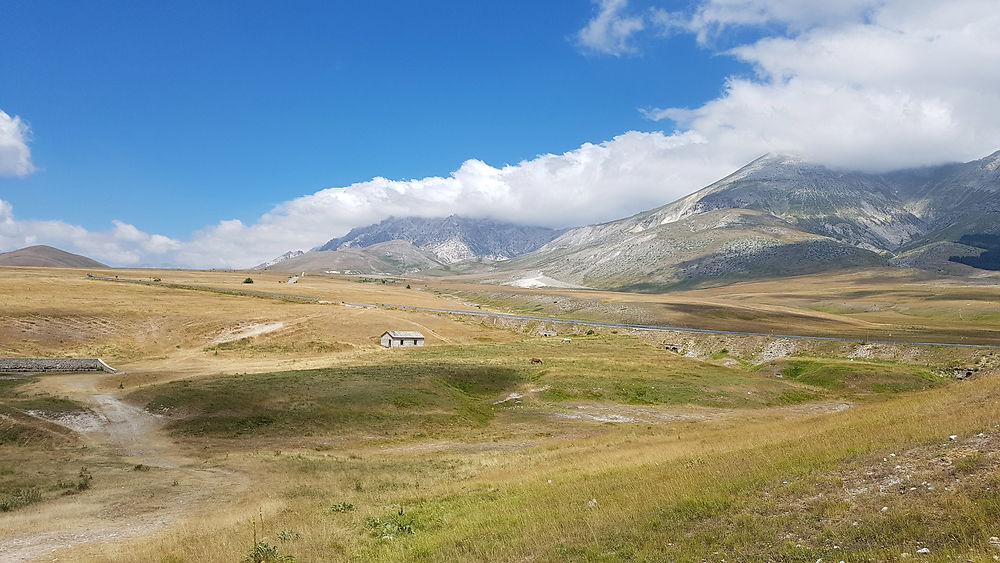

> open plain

[{"left": 1, "top": 266, "right": 999, "bottom": 561}]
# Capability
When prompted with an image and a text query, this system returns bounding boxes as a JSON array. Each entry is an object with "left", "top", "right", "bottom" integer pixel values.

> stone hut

[{"left": 380, "top": 331, "right": 425, "bottom": 348}]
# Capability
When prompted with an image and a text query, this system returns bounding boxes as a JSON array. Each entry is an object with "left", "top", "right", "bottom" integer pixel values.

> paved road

[
  {"left": 88, "top": 275, "right": 319, "bottom": 301},
  {"left": 351, "top": 302, "right": 1000, "bottom": 350}
]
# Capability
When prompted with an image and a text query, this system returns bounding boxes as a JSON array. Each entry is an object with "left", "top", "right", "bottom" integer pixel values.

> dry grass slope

[{"left": 0, "top": 266, "right": 997, "bottom": 561}]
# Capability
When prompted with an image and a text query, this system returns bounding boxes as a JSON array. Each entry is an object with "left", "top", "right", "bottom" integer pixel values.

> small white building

[{"left": 380, "top": 330, "right": 425, "bottom": 348}]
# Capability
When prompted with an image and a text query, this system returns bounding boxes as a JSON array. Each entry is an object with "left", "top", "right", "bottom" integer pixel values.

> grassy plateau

[{"left": 0, "top": 266, "right": 997, "bottom": 561}]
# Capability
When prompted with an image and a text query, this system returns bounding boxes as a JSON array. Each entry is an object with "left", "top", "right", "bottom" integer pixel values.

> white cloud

[
  {"left": 685, "top": 0, "right": 885, "bottom": 41},
  {"left": 0, "top": 110, "right": 35, "bottom": 176},
  {"left": 0, "top": 202, "right": 182, "bottom": 265},
  {"left": 3, "top": 0, "right": 1000, "bottom": 269},
  {"left": 577, "top": 0, "right": 645, "bottom": 56},
  {"left": 0, "top": 129, "right": 757, "bottom": 268},
  {"left": 643, "top": 0, "right": 1000, "bottom": 170}
]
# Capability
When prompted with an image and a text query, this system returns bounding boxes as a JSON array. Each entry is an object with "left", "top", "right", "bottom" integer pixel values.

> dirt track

[{"left": 0, "top": 372, "right": 246, "bottom": 561}]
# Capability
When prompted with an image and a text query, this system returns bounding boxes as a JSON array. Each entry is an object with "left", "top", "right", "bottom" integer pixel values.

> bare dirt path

[{"left": 0, "top": 372, "right": 246, "bottom": 562}]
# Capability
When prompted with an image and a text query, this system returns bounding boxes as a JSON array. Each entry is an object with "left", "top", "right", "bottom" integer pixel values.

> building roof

[{"left": 383, "top": 330, "right": 425, "bottom": 339}]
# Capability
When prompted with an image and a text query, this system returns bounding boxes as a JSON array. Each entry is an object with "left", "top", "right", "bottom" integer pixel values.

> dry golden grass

[
  {"left": 0, "top": 265, "right": 998, "bottom": 561},
  {"left": 439, "top": 267, "right": 1000, "bottom": 345}
]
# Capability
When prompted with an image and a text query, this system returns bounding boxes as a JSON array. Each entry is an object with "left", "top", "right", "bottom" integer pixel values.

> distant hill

[
  {"left": 259, "top": 215, "right": 563, "bottom": 273},
  {"left": 487, "top": 151, "right": 1000, "bottom": 290},
  {"left": 0, "top": 245, "right": 108, "bottom": 268}
]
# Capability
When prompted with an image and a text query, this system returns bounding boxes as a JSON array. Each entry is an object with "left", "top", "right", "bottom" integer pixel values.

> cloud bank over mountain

[{"left": 3, "top": 0, "right": 1000, "bottom": 268}]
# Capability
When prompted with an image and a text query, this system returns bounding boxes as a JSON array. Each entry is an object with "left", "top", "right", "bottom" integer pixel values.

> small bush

[
  {"left": 77, "top": 466, "right": 93, "bottom": 490},
  {"left": 366, "top": 513, "right": 415, "bottom": 538},
  {"left": 0, "top": 487, "right": 41, "bottom": 511},
  {"left": 242, "top": 542, "right": 294, "bottom": 562},
  {"left": 329, "top": 502, "right": 355, "bottom": 513},
  {"left": 243, "top": 277, "right": 254, "bottom": 284}
]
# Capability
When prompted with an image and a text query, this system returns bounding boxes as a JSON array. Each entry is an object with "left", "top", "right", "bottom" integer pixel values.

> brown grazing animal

[{"left": 529, "top": 358, "right": 543, "bottom": 364}]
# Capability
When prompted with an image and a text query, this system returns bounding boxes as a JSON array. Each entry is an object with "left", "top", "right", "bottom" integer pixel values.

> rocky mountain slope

[
  {"left": 492, "top": 151, "right": 1000, "bottom": 289},
  {"left": 255, "top": 240, "right": 445, "bottom": 274},
  {"left": 0, "top": 245, "right": 108, "bottom": 268},
  {"left": 259, "top": 215, "right": 563, "bottom": 273},
  {"left": 316, "top": 215, "right": 563, "bottom": 263},
  {"left": 253, "top": 250, "right": 305, "bottom": 270}
]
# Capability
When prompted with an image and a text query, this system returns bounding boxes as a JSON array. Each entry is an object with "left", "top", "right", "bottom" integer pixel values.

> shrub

[
  {"left": 0, "top": 487, "right": 41, "bottom": 511},
  {"left": 242, "top": 542, "right": 294, "bottom": 562},
  {"left": 244, "top": 277, "right": 254, "bottom": 284},
  {"left": 366, "top": 514, "right": 415, "bottom": 538},
  {"left": 77, "top": 466, "right": 93, "bottom": 490}
]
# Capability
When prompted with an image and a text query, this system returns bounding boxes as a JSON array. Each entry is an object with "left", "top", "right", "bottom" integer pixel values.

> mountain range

[
  {"left": 254, "top": 215, "right": 564, "bottom": 274},
  {"left": 261, "top": 150, "right": 1000, "bottom": 288},
  {"left": 489, "top": 151, "right": 1000, "bottom": 289}
]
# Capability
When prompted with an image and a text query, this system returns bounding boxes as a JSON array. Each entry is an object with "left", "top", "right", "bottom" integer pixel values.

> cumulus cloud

[
  {"left": 0, "top": 201, "right": 183, "bottom": 265},
  {"left": 0, "top": 110, "right": 35, "bottom": 176},
  {"left": 577, "top": 0, "right": 645, "bottom": 56},
  {"left": 683, "top": 0, "right": 885, "bottom": 42},
  {"left": 642, "top": 0, "right": 1000, "bottom": 170},
  {"left": 4, "top": 0, "right": 1000, "bottom": 268},
  {"left": 0, "top": 131, "right": 752, "bottom": 268}
]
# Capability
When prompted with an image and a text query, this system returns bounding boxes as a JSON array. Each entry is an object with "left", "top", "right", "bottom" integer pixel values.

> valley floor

[{"left": 0, "top": 266, "right": 998, "bottom": 561}]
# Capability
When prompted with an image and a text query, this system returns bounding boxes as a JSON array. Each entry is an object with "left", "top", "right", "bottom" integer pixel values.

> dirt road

[{"left": 0, "top": 372, "right": 245, "bottom": 562}]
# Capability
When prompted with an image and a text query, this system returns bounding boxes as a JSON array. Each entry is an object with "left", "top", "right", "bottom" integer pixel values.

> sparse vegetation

[
  {"left": 0, "top": 487, "right": 41, "bottom": 512},
  {"left": 1, "top": 266, "right": 997, "bottom": 561}
]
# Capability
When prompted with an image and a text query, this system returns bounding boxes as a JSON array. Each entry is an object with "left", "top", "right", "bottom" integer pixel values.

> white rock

[
  {"left": 587, "top": 498, "right": 597, "bottom": 508},
  {"left": 881, "top": 506, "right": 889, "bottom": 512},
  {"left": 949, "top": 435, "right": 958, "bottom": 440},
  {"left": 916, "top": 547, "right": 929, "bottom": 554}
]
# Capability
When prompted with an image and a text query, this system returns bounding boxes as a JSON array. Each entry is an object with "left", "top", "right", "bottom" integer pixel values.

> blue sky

[
  {"left": 2, "top": 0, "right": 999, "bottom": 267},
  {"left": 0, "top": 0, "right": 743, "bottom": 237}
]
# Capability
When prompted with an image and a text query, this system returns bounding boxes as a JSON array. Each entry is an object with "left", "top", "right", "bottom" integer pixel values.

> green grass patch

[
  {"left": 208, "top": 338, "right": 351, "bottom": 354},
  {"left": 11, "top": 396, "right": 89, "bottom": 414},
  {"left": 134, "top": 362, "right": 522, "bottom": 438},
  {"left": 0, "top": 376, "right": 34, "bottom": 399},
  {"left": 777, "top": 357, "right": 944, "bottom": 395}
]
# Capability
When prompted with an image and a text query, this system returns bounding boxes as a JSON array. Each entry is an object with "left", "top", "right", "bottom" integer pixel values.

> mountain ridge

[{"left": 489, "top": 151, "right": 1000, "bottom": 289}]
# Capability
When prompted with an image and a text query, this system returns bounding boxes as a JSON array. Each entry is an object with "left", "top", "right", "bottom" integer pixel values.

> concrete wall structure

[{"left": 0, "top": 358, "right": 118, "bottom": 373}]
